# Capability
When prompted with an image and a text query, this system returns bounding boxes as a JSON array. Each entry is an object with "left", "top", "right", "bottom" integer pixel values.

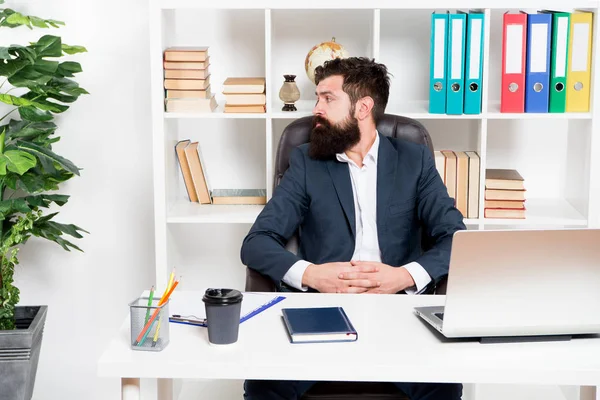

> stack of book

[
  {"left": 484, "top": 169, "right": 526, "bottom": 219},
  {"left": 434, "top": 150, "right": 480, "bottom": 219},
  {"left": 175, "top": 139, "right": 267, "bottom": 205},
  {"left": 163, "top": 46, "right": 217, "bottom": 113},
  {"left": 222, "top": 77, "right": 266, "bottom": 113}
]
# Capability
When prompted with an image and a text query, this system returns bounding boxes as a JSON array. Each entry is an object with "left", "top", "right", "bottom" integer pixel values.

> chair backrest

[
  {"left": 274, "top": 114, "right": 434, "bottom": 189},
  {"left": 245, "top": 114, "right": 441, "bottom": 293}
]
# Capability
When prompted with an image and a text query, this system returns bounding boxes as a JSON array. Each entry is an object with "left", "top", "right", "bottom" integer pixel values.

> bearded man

[{"left": 241, "top": 57, "right": 466, "bottom": 400}]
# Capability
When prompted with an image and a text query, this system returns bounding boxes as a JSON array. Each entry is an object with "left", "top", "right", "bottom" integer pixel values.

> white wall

[
  {"left": 0, "top": 1, "right": 592, "bottom": 400},
  {"left": 2, "top": 1, "right": 154, "bottom": 399}
]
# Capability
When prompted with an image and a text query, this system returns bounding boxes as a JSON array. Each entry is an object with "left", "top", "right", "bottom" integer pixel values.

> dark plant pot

[{"left": 0, "top": 306, "right": 47, "bottom": 400}]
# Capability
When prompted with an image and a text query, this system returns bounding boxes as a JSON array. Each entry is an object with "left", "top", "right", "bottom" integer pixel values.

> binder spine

[
  {"left": 429, "top": 12, "right": 448, "bottom": 114},
  {"left": 446, "top": 12, "right": 467, "bottom": 115},
  {"left": 464, "top": 12, "right": 484, "bottom": 114},
  {"left": 525, "top": 12, "right": 552, "bottom": 113},
  {"left": 548, "top": 13, "right": 570, "bottom": 113}
]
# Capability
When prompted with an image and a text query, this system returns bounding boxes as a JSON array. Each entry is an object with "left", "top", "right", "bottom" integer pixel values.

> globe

[{"left": 304, "top": 37, "right": 349, "bottom": 84}]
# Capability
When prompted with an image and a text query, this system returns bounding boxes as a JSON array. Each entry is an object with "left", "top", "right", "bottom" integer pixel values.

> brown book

[
  {"left": 485, "top": 189, "right": 526, "bottom": 201},
  {"left": 455, "top": 151, "right": 469, "bottom": 217},
  {"left": 164, "top": 69, "right": 210, "bottom": 79},
  {"left": 164, "top": 76, "right": 210, "bottom": 90},
  {"left": 224, "top": 93, "right": 266, "bottom": 105},
  {"left": 485, "top": 169, "right": 524, "bottom": 190},
  {"left": 484, "top": 200, "right": 525, "bottom": 209},
  {"left": 434, "top": 151, "right": 446, "bottom": 183},
  {"left": 441, "top": 150, "right": 456, "bottom": 199},
  {"left": 174, "top": 140, "right": 198, "bottom": 202},
  {"left": 222, "top": 77, "right": 266, "bottom": 94},
  {"left": 164, "top": 46, "right": 208, "bottom": 62},
  {"left": 465, "top": 151, "right": 480, "bottom": 219},
  {"left": 184, "top": 142, "right": 211, "bottom": 204},
  {"left": 166, "top": 86, "right": 212, "bottom": 99},
  {"left": 165, "top": 96, "right": 217, "bottom": 113},
  {"left": 163, "top": 58, "right": 210, "bottom": 70},
  {"left": 224, "top": 104, "right": 266, "bottom": 113},
  {"left": 211, "top": 189, "right": 266, "bottom": 205},
  {"left": 484, "top": 208, "right": 526, "bottom": 219}
]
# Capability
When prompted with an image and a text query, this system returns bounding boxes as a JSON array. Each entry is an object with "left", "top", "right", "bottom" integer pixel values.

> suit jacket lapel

[
  {"left": 377, "top": 134, "right": 398, "bottom": 237},
  {"left": 327, "top": 160, "right": 355, "bottom": 238}
]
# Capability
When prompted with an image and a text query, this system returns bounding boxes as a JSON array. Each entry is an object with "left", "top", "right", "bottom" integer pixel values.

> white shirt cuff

[
  {"left": 282, "top": 260, "right": 311, "bottom": 291},
  {"left": 402, "top": 261, "right": 432, "bottom": 295}
]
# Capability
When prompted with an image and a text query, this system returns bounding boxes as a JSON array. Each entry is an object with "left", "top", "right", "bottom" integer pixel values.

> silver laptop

[{"left": 414, "top": 228, "right": 600, "bottom": 341}]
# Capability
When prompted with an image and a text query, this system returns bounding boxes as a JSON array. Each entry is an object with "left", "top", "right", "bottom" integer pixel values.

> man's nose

[{"left": 313, "top": 101, "right": 324, "bottom": 116}]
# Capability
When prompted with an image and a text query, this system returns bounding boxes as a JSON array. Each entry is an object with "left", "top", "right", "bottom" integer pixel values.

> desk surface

[{"left": 97, "top": 292, "right": 600, "bottom": 385}]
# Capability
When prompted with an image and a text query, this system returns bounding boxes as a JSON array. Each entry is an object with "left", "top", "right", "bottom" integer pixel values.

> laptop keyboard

[{"left": 434, "top": 312, "right": 444, "bottom": 320}]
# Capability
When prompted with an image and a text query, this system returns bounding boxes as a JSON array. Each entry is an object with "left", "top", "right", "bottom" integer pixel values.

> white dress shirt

[{"left": 282, "top": 133, "right": 432, "bottom": 294}]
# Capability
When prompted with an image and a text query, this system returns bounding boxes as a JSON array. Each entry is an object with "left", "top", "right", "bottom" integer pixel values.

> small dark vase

[{"left": 279, "top": 74, "right": 301, "bottom": 111}]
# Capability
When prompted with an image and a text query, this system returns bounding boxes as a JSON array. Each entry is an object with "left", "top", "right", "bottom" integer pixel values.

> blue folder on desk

[
  {"left": 282, "top": 307, "right": 358, "bottom": 344},
  {"left": 169, "top": 294, "right": 285, "bottom": 327}
]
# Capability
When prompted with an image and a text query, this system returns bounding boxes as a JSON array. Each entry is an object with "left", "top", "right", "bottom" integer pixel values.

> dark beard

[{"left": 308, "top": 115, "right": 361, "bottom": 160}]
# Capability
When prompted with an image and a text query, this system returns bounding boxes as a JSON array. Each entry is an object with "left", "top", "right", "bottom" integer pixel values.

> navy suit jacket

[{"left": 241, "top": 133, "right": 466, "bottom": 290}]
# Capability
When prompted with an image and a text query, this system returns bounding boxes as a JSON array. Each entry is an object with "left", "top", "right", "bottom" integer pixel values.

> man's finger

[
  {"left": 343, "top": 279, "right": 381, "bottom": 288},
  {"left": 352, "top": 263, "right": 380, "bottom": 273},
  {"left": 337, "top": 286, "right": 369, "bottom": 294},
  {"left": 338, "top": 272, "right": 375, "bottom": 280}
]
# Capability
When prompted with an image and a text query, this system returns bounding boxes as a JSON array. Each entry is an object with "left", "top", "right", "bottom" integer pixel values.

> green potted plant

[{"left": 0, "top": 2, "right": 88, "bottom": 399}]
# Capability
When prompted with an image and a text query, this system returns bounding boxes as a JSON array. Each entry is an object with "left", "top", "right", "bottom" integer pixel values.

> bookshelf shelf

[
  {"left": 481, "top": 198, "right": 587, "bottom": 226},
  {"left": 486, "top": 102, "right": 593, "bottom": 119},
  {"left": 167, "top": 202, "right": 264, "bottom": 224}
]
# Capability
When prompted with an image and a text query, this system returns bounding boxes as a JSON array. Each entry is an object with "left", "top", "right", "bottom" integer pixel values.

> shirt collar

[{"left": 336, "top": 131, "right": 380, "bottom": 166}]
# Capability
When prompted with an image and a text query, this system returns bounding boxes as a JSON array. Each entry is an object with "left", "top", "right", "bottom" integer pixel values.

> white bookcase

[
  {"left": 149, "top": 2, "right": 599, "bottom": 398},
  {"left": 149, "top": 0, "right": 600, "bottom": 288}
]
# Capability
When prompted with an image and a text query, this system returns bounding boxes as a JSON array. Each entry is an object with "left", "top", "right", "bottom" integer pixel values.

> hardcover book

[{"left": 281, "top": 307, "right": 358, "bottom": 344}]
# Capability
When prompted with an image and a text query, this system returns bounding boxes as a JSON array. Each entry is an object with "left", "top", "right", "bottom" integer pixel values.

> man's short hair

[{"left": 314, "top": 57, "right": 391, "bottom": 124}]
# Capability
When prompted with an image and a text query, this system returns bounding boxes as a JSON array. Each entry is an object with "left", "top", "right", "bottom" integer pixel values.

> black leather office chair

[{"left": 244, "top": 114, "right": 447, "bottom": 400}]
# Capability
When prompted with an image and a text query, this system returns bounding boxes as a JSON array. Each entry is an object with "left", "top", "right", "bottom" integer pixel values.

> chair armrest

[
  {"left": 245, "top": 267, "right": 277, "bottom": 292},
  {"left": 434, "top": 276, "right": 448, "bottom": 295}
]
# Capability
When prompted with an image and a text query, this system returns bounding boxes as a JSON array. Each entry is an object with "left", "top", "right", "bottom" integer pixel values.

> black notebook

[{"left": 281, "top": 307, "right": 358, "bottom": 344}]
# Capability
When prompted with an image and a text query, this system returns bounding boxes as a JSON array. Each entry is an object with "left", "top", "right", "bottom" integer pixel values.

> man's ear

[{"left": 355, "top": 96, "right": 375, "bottom": 121}]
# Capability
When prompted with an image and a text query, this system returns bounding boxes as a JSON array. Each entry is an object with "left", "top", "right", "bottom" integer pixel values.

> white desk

[{"left": 97, "top": 292, "right": 600, "bottom": 400}]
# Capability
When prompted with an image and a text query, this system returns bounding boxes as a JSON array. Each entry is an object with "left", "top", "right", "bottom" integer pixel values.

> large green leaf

[
  {"left": 8, "top": 65, "right": 54, "bottom": 88},
  {"left": 0, "top": 93, "right": 66, "bottom": 113},
  {"left": 0, "top": 93, "right": 31, "bottom": 107},
  {"left": 0, "top": 58, "right": 30, "bottom": 79},
  {"left": 17, "top": 141, "right": 80, "bottom": 176},
  {"left": 28, "top": 98, "right": 69, "bottom": 113},
  {"left": 56, "top": 61, "right": 82, "bottom": 77},
  {"left": 31, "top": 35, "right": 62, "bottom": 58},
  {"left": 31, "top": 216, "right": 87, "bottom": 251},
  {"left": 0, "top": 9, "right": 63, "bottom": 29},
  {"left": 5, "top": 12, "right": 30, "bottom": 28},
  {"left": 7, "top": 45, "right": 36, "bottom": 64},
  {"left": 0, "top": 150, "right": 37, "bottom": 175},
  {"left": 5, "top": 120, "right": 57, "bottom": 141},
  {"left": 61, "top": 44, "right": 87, "bottom": 55},
  {"left": 18, "top": 106, "right": 53, "bottom": 122},
  {"left": 24, "top": 194, "right": 69, "bottom": 208},
  {"left": 0, "top": 47, "right": 10, "bottom": 59},
  {"left": 33, "top": 59, "right": 59, "bottom": 75},
  {"left": 0, "top": 199, "right": 31, "bottom": 220},
  {"left": 46, "top": 90, "right": 78, "bottom": 103}
]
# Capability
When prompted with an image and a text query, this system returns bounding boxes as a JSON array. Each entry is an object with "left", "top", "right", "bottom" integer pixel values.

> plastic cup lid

[{"left": 202, "top": 288, "right": 243, "bottom": 305}]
